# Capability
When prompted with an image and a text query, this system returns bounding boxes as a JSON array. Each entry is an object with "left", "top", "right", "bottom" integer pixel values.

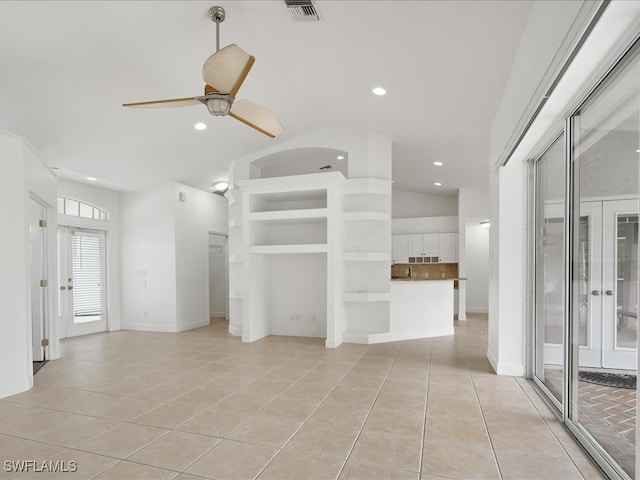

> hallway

[{"left": 0, "top": 315, "right": 603, "bottom": 479}]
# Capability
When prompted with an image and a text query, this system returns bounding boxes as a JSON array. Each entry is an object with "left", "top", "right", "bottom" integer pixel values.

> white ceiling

[{"left": 0, "top": 0, "right": 533, "bottom": 195}]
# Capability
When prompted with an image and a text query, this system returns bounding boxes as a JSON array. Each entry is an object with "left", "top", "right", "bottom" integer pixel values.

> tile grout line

[
  {"left": 468, "top": 357, "right": 504, "bottom": 480},
  {"left": 333, "top": 343, "right": 408, "bottom": 479},
  {"left": 418, "top": 339, "right": 433, "bottom": 479}
]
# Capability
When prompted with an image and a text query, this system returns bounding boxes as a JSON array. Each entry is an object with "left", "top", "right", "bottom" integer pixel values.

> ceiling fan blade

[
  {"left": 123, "top": 97, "right": 200, "bottom": 108},
  {"left": 229, "top": 100, "right": 284, "bottom": 138},
  {"left": 202, "top": 44, "right": 255, "bottom": 96}
]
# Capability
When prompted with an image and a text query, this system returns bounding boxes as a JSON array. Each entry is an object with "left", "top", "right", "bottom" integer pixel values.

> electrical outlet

[{"left": 441, "top": 272, "right": 445, "bottom": 278}]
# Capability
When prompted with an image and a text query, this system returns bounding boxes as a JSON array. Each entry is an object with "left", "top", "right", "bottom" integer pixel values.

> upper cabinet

[
  {"left": 439, "top": 233, "right": 458, "bottom": 263},
  {"left": 392, "top": 235, "right": 408, "bottom": 263},
  {"left": 393, "top": 233, "right": 458, "bottom": 263}
]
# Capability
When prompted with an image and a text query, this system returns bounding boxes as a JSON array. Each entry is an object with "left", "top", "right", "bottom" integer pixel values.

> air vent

[{"left": 284, "top": 0, "right": 320, "bottom": 21}]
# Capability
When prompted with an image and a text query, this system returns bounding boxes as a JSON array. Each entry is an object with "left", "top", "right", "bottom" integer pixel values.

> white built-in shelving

[{"left": 229, "top": 152, "right": 392, "bottom": 346}]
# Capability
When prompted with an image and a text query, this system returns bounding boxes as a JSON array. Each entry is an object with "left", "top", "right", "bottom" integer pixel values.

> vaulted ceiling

[{"left": 0, "top": 1, "right": 533, "bottom": 195}]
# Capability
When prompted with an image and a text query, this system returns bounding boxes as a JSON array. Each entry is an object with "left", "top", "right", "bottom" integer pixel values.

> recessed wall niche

[{"left": 249, "top": 147, "right": 348, "bottom": 180}]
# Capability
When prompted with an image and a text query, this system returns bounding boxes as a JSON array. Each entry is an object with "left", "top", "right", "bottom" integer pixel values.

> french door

[
  {"left": 577, "top": 200, "right": 637, "bottom": 370},
  {"left": 57, "top": 227, "right": 107, "bottom": 337}
]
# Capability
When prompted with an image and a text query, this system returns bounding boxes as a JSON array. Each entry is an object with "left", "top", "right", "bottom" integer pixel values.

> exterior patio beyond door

[{"left": 57, "top": 227, "right": 107, "bottom": 337}]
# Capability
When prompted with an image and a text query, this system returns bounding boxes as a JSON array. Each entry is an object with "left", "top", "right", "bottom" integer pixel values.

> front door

[{"left": 58, "top": 227, "right": 107, "bottom": 337}]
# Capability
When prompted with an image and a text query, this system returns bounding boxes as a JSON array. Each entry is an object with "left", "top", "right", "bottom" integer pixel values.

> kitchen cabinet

[
  {"left": 394, "top": 232, "right": 458, "bottom": 263},
  {"left": 392, "top": 235, "right": 408, "bottom": 263},
  {"left": 439, "top": 233, "right": 458, "bottom": 262}
]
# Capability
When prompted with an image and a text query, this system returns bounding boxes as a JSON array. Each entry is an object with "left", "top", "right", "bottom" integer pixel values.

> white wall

[
  {"left": 490, "top": 1, "right": 599, "bottom": 166},
  {"left": 120, "top": 182, "right": 228, "bottom": 333},
  {"left": 0, "top": 132, "right": 57, "bottom": 398},
  {"left": 267, "top": 254, "right": 327, "bottom": 338},
  {"left": 175, "top": 184, "right": 228, "bottom": 331},
  {"left": 120, "top": 184, "right": 177, "bottom": 332},
  {"left": 392, "top": 216, "right": 458, "bottom": 235},
  {"left": 57, "top": 179, "right": 122, "bottom": 332},
  {"left": 392, "top": 190, "right": 458, "bottom": 218}
]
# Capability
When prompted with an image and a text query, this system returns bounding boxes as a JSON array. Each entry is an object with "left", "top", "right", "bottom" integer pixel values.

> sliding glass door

[
  {"left": 532, "top": 38, "right": 640, "bottom": 479},
  {"left": 533, "top": 134, "right": 566, "bottom": 407}
]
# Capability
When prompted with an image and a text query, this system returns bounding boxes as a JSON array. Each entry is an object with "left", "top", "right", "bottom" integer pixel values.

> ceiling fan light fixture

[{"left": 206, "top": 97, "right": 232, "bottom": 116}]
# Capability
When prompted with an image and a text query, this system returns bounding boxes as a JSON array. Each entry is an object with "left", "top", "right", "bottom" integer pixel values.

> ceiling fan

[{"left": 123, "top": 6, "right": 284, "bottom": 138}]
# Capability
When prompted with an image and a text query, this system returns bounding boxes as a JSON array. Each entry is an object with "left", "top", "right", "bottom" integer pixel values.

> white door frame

[
  {"left": 58, "top": 227, "right": 108, "bottom": 338},
  {"left": 29, "top": 197, "right": 48, "bottom": 362}
]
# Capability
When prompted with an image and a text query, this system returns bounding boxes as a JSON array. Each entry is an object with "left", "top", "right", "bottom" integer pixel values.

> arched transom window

[{"left": 57, "top": 197, "right": 108, "bottom": 221}]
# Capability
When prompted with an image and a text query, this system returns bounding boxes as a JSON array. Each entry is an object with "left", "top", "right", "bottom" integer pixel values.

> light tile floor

[{"left": 0, "top": 315, "right": 605, "bottom": 480}]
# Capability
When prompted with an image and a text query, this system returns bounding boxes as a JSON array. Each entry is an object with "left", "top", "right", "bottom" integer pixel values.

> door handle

[
  {"left": 60, "top": 286, "right": 66, "bottom": 290},
  {"left": 591, "top": 290, "right": 600, "bottom": 296},
  {"left": 605, "top": 290, "right": 614, "bottom": 296},
  {"left": 68, "top": 286, "right": 73, "bottom": 290}
]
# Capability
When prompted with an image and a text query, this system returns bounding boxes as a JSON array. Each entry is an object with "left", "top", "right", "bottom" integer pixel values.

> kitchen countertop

[{"left": 391, "top": 277, "right": 467, "bottom": 281}]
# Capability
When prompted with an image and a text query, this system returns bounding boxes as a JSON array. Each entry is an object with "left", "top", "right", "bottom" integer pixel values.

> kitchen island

[{"left": 389, "top": 279, "right": 456, "bottom": 340}]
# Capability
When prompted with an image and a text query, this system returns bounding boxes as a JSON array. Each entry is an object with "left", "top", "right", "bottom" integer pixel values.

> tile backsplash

[{"left": 391, "top": 262, "right": 458, "bottom": 281}]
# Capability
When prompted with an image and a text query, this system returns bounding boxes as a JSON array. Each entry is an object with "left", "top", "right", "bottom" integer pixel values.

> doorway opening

[
  {"left": 29, "top": 197, "right": 48, "bottom": 374},
  {"left": 208, "top": 233, "right": 228, "bottom": 324}
]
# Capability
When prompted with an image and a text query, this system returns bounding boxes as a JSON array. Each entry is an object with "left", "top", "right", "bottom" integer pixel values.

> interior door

[
  {"left": 58, "top": 227, "right": 107, "bottom": 337},
  {"left": 29, "top": 199, "right": 47, "bottom": 361}
]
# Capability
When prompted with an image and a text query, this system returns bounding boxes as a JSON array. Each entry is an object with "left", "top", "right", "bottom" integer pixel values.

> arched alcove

[{"left": 249, "top": 147, "right": 348, "bottom": 180}]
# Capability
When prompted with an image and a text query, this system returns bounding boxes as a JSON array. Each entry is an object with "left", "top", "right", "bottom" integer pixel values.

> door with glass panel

[
  {"left": 575, "top": 200, "right": 637, "bottom": 370},
  {"left": 533, "top": 134, "right": 566, "bottom": 405},
  {"left": 58, "top": 227, "right": 107, "bottom": 337},
  {"left": 602, "top": 200, "right": 637, "bottom": 370},
  {"left": 569, "top": 40, "right": 639, "bottom": 479}
]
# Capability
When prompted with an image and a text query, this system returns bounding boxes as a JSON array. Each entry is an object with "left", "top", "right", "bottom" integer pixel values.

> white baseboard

[
  {"left": 177, "top": 319, "right": 210, "bottom": 332},
  {"left": 467, "top": 307, "right": 489, "bottom": 314},
  {"left": 121, "top": 322, "right": 180, "bottom": 333},
  {"left": 228, "top": 324, "right": 242, "bottom": 336},
  {"left": 210, "top": 310, "right": 226, "bottom": 317},
  {"left": 325, "top": 332, "right": 343, "bottom": 348},
  {"left": 121, "top": 319, "right": 209, "bottom": 333},
  {"left": 487, "top": 348, "right": 524, "bottom": 376}
]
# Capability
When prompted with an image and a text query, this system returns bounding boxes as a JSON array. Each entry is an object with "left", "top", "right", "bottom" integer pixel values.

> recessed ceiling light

[
  {"left": 433, "top": 161, "right": 443, "bottom": 166},
  {"left": 372, "top": 87, "right": 386, "bottom": 96},
  {"left": 636, "top": 149, "right": 640, "bottom": 153},
  {"left": 213, "top": 181, "right": 228, "bottom": 192},
  {"left": 434, "top": 182, "right": 442, "bottom": 186},
  {"left": 86, "top": 177, "right": 97, "bottom": 181},
  {"left": 337, "top": 155, "right": 345, "bottom": 160},
  {"left": 194, "top": 122, "right": 207, "bottom": 131}
]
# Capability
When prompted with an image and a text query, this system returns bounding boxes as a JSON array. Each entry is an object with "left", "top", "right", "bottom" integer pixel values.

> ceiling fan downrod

[{"left": 209, "top": 6, "right": 225, "bottom": 52}]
